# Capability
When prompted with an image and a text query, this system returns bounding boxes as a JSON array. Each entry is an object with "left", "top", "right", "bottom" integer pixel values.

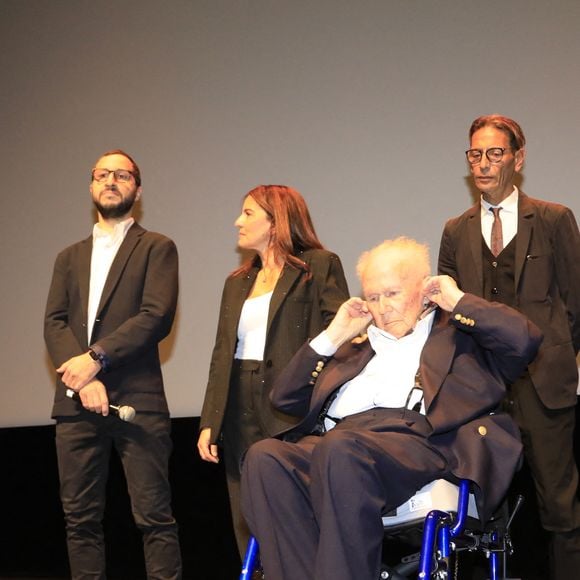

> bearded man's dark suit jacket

[
  {"left": 45, "top": 223, "right": 178, "bottom": 414},
  {"left": 241, "top": 294, "right": 541, "bottom": 580},
  {"left": 200, "top": 248, "right": 349, "bottom": 554},
  {"left": 44, "top": 222, "right": 180, "bottom": 578}
]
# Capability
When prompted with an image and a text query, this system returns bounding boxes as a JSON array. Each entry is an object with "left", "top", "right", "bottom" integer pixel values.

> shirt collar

[
  {"left": 480, "top": 186, "right": 519, "bottom": 214},
  {"left": 367, "top": 309, "right": 436, "bottom": 351},
  {"left": 92, "top": 217, "right": 134, "bottom": 245}
]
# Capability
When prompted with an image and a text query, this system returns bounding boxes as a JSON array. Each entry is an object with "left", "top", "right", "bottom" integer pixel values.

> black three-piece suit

[{"left": 438, "top": 192, "right": 580, "bottom": 578}]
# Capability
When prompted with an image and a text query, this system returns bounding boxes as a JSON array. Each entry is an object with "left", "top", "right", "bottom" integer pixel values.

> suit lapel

[
  {"left": 515, "top": 192, "right": 534, "bottom": 290},
  {"left": 266, "top": 264, "right": 302, "bottom": 335},
  {"left": 220, "top": 262, "right": 302, "bottom": 357},
  {"left": 78, "top": 236, "right": 92, "bottom": 326},
  {"left": 312, "top": 341, "right": 375, "bottom": 411},
  {"left": 95, "top": 223, "right": 144, "bottom": 317},
  {"left": 419, "top": 311, "right": 455, "bottom": 412},
  {"left": 226, "top": 268, "right": 258, "bottom": 346},
  {"left": 466, "top": 206, "right": 484, "bottom": 293}
]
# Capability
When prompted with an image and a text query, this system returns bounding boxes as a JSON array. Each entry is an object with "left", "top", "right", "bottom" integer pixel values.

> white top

[
  {"left": 480, "top": 186, "right": 518, "bottom": 250},
  {"left": 87, "top": 218, "right": 134, "bottom": 342},
  {"left": 310, "top": 311, "right": 436, "bottom": 431},
  {"left": 235, "top": 291, "right": 273, "bottom": 360}
]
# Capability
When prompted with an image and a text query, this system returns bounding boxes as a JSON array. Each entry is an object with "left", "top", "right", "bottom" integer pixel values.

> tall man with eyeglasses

[
  {"left": 44, "top": 150, "right": 182, "bottom": 579},
  {"left": 438, "top": 115, "right": 580, "bottom": 579}
]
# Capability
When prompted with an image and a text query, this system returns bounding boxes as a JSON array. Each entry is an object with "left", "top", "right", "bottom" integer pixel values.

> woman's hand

[{"left": 197, "top": 427, "right": 219, "bottom": 463}]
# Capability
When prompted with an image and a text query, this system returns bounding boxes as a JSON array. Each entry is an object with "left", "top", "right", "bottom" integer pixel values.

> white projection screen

[{"left": 1, "top": 0, "right": 579, "bottom": 427}]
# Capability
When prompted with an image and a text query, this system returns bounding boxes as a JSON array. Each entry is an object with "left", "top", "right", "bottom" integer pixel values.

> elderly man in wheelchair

[{"left": 240, "top": 237, "right": 541, "bottom": 580}]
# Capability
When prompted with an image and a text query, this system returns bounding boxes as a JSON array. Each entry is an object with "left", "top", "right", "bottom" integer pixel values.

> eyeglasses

[
  {"left": 92, "top": 168, "right": 135, "bottom": 183},
  {"left": 465, "top": 147, "right": 510, "bottom": 165}
]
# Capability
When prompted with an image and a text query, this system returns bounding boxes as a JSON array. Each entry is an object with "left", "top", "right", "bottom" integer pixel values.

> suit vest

[{"left": 482, "top": 237, "right": 516, "bottom": 307}]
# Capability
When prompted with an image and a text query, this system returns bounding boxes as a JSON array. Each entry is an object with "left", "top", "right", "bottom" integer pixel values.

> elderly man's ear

[{"left": 418, "top": 299, "right": 438, "bottom": 321}]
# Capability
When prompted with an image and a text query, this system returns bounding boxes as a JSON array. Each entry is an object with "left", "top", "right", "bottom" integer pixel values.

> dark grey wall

[{"left": 1, "top": 0, "right": 579, "bottom": 426}]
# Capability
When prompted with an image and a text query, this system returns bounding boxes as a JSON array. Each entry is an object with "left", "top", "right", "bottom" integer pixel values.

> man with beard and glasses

[{"left": 44, "top": 150, "right": 182, "bottom": 579}]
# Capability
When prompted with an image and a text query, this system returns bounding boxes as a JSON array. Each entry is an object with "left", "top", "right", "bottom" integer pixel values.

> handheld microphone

[{"left": 66, "top": 389, "right": 136, "bottom": 422}]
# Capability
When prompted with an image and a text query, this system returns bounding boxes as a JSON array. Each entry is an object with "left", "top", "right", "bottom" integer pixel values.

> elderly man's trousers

[{"left": 241, "top": 409, "right": 448, "bottom": 580}]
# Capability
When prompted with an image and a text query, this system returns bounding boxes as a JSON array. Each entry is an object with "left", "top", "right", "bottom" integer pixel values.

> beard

[{"left": 93, "top": 188, "right": 138, "bottom": 219}]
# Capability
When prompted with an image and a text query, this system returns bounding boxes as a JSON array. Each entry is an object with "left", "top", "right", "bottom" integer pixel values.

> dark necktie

[{"left": 490, "top": 207, "right": 503, "bottom": 257}]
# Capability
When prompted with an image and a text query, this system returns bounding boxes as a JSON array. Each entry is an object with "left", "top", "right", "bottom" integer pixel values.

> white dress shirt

[
  {"left": 480, "top": 186, "right": 519, "bottom": 250},
  {"left": 311, "top": 311, "right": 436, "bottom": 431},
  {"left": 235, "top": 291, "right": 273, "bottom": 361},
  {"left": 87, "top": 218, "right": 134, "bottom": 342}
]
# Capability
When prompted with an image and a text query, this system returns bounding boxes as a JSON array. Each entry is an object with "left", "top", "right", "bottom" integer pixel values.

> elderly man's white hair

[{"left": 356, "top": 236, "right": 430, "bottom": 282}]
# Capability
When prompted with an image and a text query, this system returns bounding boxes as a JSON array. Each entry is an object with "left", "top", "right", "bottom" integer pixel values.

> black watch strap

[{"left": 88, "top": 347, "right": 109, "bottom": 372}]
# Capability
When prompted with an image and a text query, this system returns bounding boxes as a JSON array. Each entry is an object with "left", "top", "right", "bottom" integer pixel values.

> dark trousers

[
  {"left": 506, "top": 375, "right": 580, "bottom": 579},
  {"left": 222, "top": 359, "right": 269, "bottom": 558},
  {"left": 241, "top": 409, "right": 447, "bottom": 580},
  {"left": 55, "top": 412, "right": 182, "bottom": 580}
]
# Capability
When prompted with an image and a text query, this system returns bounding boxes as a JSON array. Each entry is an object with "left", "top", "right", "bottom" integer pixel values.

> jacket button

[
  {"left": 265, "top": 360, "right": 273, "bottom": 368},
  {"left": 478, "top": 426, "right": 487, "bottom": 436},
  {"left": 491, "top": 287, "right": 498, "bottom": 295}
]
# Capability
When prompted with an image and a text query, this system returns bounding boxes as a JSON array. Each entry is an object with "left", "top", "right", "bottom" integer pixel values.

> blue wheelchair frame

[
  {"left": 240, "top": 535, "right": 259, "bottom": 580},
  {"left": 240, "top": 479, "right": 522, "bottom": 580}
]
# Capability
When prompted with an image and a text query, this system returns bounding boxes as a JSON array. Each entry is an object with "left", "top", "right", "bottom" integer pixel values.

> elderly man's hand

[
  {"left": 325, "top": 297, "right": 373, "bottom": 348},
  {"left": 422, "top": 275, "right": 465, "bottom": 313}
]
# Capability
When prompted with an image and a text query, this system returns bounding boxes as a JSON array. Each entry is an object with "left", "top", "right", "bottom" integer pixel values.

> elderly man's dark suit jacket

[
  {"left": 44, "top": 223, "right": 178, "bottom": 416},
  {"left": 269, "top": 294, "right": 542, "bottom": 521},
  {"left": 200, "top": 249, "right": 349, "bottom": 442},
  {"left": 438, "top": 192, "right": 580, "bottom": 409}
]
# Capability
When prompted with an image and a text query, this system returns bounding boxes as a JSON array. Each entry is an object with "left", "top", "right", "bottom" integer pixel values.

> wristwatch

[{"left": 88, "top": 347, "right": 109, "bottom": 372}]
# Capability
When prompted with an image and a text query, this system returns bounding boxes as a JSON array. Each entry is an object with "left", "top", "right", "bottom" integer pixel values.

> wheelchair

[{"left": 240, "top": 478, "right": 523, "bottom": 580}]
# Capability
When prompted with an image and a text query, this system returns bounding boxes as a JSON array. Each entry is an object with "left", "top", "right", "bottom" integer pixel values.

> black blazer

[
  {"left": 271, "top": 294, "right": 542, "bottom": 521},
  {"left": 200, "top": 249, "right": 349, "bottom": 443},
  {"left": 438, "top": 192, "right": 580, "bottom": 409},
  {"left": 44, "top": 223, "right": 179, "bottom": 416}
]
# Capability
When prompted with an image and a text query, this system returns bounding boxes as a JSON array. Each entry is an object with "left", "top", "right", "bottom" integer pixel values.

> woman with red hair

[{"left": 198, "top": 185, "right": 349, "bottom": 556}]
